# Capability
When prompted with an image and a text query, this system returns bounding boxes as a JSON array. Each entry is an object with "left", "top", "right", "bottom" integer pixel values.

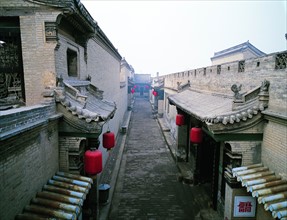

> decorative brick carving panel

[{"left": 45, "top": 22, "right": 57, "bottom": 42}]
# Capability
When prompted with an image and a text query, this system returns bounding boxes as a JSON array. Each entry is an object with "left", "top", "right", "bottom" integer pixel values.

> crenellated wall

[
  {"left": 163, "top": 51, "right": 287, "bottom": 111},
  {"left": 160, "top": 51, "right": 286, "bottom": 220},
  {"left": 162, "top": 50, "right": 287, "bottom": 192}
]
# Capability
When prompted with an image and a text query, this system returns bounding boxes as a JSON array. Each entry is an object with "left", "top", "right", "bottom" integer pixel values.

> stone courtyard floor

[{"left": 99, "top": 97, "right": 222, "bottom": 220}]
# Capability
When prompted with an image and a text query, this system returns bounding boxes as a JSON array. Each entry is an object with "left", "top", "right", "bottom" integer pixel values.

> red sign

[
  {"left": 238, "top": 201, "right": 252, "bottom": 212},
  {"left": 234, "top": 196, "right": 256, "bottom": 217}
]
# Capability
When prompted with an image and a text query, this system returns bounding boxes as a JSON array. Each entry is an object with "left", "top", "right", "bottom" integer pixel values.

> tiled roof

[
  {"left": 152, "top": 79, "right": 164, "bottom": 89},
  {"left": 168, "top": 80, "right": 270, "bottom": 126},
  {"left": 25, "top": 0, "right": 121, "bottom": 60},
  {"left": 55, "top": 80, "right": 116, "bottom": 133},
  {"left": 168, "top": 89, "right": 233, "bottom": 122},
  {"left": 168, "top": 89, "right": 267, "bottom": 126},
  {"left": 211, "top": 41, "right": 266, "bottom": 60},
  {"left": 15, "top": 172, "right": 92, "bottom": 219},
  {"left": 26, "top": 0, "right": 95, "bottom": 30},
  {"left": 232, "top": 164, "right": 287, "bottom": 219}
]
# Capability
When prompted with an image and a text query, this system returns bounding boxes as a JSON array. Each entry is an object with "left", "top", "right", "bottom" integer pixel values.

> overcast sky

[{"left": 82, "top": 1, "right": 287, "bottom": 76}]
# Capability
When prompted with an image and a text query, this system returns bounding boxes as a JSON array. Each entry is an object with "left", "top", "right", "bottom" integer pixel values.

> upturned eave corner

[
  {"left": 54, "top": 80, "right": 116, "bottom": 135},
  {"left": 205, "top": 79, "right": 270, "bottom": 127}
]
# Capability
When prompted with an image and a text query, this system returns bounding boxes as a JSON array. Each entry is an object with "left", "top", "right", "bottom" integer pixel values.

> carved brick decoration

[
  {"left": 238, "top": 60, "right": 245, "bottom": 72},
  {"left": 217, "top": 65, "right": 221, "bottom": 74},
  {"left": 275, "top": 52, "right": 287, "bottom": 69},
  {"left": 45, "top": 22, "right": 57, "bottom": 42},
  {"left": 0, "top": 25, "right": 24, "bottom": 104},
  {"left": 231, "top": 84, "right": 242, "bottom": 100}
]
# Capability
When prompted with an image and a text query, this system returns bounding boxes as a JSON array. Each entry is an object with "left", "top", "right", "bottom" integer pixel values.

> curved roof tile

[
  {"left": 55, "top": 80, "right": 116, "bottom": 126},
  {"left": 232, "top": 164, "right": 287, "bottom": 220},
  {"left": 168, "top": 80, "right": 270, "bottom": 126}
]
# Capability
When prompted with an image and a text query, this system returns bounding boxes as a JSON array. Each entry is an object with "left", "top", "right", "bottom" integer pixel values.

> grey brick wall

[
  {"left": 227, "top": 141, "right": 262, "bottom": 166},
  {"left": 0, "top": 5, "right": 64, "bottom": 219},
  {"left": 262, "top": 121, "right": 287, "bottom": 177},
  {"left": 1, "top": 1, "right": 128, "bottom": 219},
  {"left": 59, "top": 137, "right": 70, "bottom": 172},
  {"left": 0, "top": 119, "right": 59, "bottom": 220},
  {"left": 87, "top": 37, "right": 121, "bottom": 101},
  {"left": 55, "top": 33, "right": 87, "bottom": 80},
  {"left": 20, "top": 11, "right": 60, "bottom": 106},
  {"left": 163, "top": 52, "right": 287, "bottom": 182},
  {"left": 86, "top": 37, "right": 127, "bottom": 165},
  {"left": 59, "top": 137, "right": 86, "bottom": 173},
  {"left": 164, "top": 52, "right": 287, "bottom": 109}
]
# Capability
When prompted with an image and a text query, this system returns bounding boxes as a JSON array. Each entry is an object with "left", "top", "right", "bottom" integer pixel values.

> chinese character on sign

[
  {"left": 238, "top": 201, "right": 252, "bottom": 212},
  {"left": 234, "top": 196, "right": 256, "bottom": 217}
]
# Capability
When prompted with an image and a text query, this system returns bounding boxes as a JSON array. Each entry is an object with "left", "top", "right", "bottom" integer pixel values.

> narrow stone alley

[{"left": 107, "top": 97, "right": 211, "bottom": 220}]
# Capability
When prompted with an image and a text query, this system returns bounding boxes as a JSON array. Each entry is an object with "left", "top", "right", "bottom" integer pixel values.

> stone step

[
  {"left": 199, "top": 209, "right": 222, "bottom": 220},
  {"left": 177, "top": 162, "right": 193, "bottom": 184}
]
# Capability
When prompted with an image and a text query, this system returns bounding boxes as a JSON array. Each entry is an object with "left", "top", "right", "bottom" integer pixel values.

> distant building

[
  {"left": 121, "top": 58, "right": 135, "bottom": 110},
  {"left": 211, "top": 41, "right": 266, "bottom": 65},
  {"left": 151, "top": 73, "right": 165, "bottom": 117},
  {"left": 134, "top": 74, "right": 151, "bottom": 97}
]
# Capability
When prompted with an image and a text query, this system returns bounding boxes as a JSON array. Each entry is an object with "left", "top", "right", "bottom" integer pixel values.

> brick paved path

[{"left": 108, "top": 97, "right": 199, "bottom": 220}]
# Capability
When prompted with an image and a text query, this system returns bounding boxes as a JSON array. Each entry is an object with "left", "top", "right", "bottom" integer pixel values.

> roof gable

[{"left": 211, "top": 41, "right": 266, "bottom": 61}]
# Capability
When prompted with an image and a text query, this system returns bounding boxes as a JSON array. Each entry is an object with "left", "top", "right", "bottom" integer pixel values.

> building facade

[
  {"left": 134, "top": 73, "right": 151, "bottom": 98},
  {"left": 0, "top": 0, "right": 133, "bottom": 219},
  {"left": 210, "top": 41, "right": 266, "bottom": 65},
  {"left": 158, "top": 49, "right": 287, "bottom": 219}
]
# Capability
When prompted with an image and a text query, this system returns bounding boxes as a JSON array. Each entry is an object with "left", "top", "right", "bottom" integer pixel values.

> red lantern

[
  {"left": 176, "top": 114, "right": 185, "bottom": 126},
  {"left": 103, "top": 131, "right": 115, "bottom": 149},
  {"left": 153, "top": 91, "right": 157, "bottom": 96},
  {"left": 84, "top": 149, "right": 102, "bottom": 175},
  {"left": 131, "top": 88, "right": 135, "bottom": 94},
  {"left": 190, "top": 127, "right": 203, "bottom": 144}
]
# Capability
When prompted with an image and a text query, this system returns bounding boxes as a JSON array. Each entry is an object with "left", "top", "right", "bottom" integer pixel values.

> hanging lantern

[
  {"left": 131, "top": 88, "right": 135, "bottom": 94},
  {"left": 134, "top": 85, "right": 137, "bottom": 88},
  {"left": 84, "top": 149, "right": 102, "bottom": 175},
  {"left": 176, "top": 114, "right": 185, "bottom": 126},
  {"left": 190, "top": 127, "right": 203, "bottom": 144},
  {"left": 153, "top": 91, "right": 158, "bottom": 96},
  {"left": 145, "top": 85, "right": 149, "bottom": 89},
  {"left": 103, "top": 131, "right": 115, "bottom": 149}
]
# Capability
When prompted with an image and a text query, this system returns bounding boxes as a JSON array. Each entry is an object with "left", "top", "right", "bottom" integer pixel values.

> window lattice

[
  {"left": 217, "top": 65, "right": 221, "bottom": 74},
  {"left": 0, "top": 18, "right": 25, "bottom": 104},
  {"left": 238, "top": 60, "right": 245, "bottom": 72},
  {"left": 275, "top": 52, "right": 287, "bottom": 69}
]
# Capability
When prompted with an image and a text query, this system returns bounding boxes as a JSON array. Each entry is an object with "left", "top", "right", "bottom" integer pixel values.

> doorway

[
  {"left": 140, "top": 86, "right": 144, "bottom": 96},
  {"left": 196, "top": 134, "right": 220, "bottom": 210}
]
